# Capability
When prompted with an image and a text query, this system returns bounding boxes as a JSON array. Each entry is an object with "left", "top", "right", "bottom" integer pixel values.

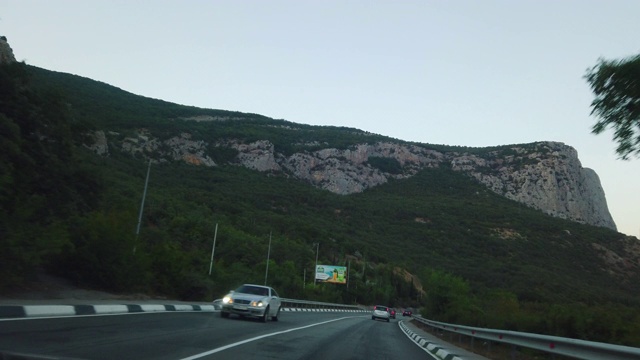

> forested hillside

[{"left": 2, "top": 62, "right": 640, "bottom": 346}]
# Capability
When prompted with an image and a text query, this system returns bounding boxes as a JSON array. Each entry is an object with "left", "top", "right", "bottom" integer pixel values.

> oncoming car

[
  {"left": 371, "top": 305, "right": 390, "bottom": 322},
  {"left": 220, "top": 284, "right": 282, "bottom": 322}
]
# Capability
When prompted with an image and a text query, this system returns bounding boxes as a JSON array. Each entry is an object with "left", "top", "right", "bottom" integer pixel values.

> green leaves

[
  {"left": 366, "top": 156, "right": 403, "bottom": 174},
  {"left": 61, "top": 210, "right": 143, "bottom": 292},
  {"left": 585, "top": 54, "right": 640, "bottom": 159},
  {"left": 421, "top": 268, "right": 475, "bottom": 322},
  {"left": 0, "top": 63, "right": 100, "bottom": 289}
]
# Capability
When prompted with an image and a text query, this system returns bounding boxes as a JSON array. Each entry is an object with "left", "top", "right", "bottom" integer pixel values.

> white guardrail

[
  {"left": 413, "top": 316, "right": 640, "bottom": 360},
  {"left": 280, "top": 298, "right": 365, "bottom": 312}
]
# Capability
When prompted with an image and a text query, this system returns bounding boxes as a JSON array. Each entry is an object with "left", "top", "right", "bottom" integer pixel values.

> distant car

[
  {"left": 212, "top": 299, "right": 223, "bottom": 310},
  {"left": 402, "top": 309, "right": 412, "bottom": 317},
  {"left": 371, "top": 305, "right": 390, "bottom": 322},
  {"left": 389, "top": 308, "right": 396, "bottom": 319},
  {"left": 220, "top": 284, "right": 282, "bottom": 322}
]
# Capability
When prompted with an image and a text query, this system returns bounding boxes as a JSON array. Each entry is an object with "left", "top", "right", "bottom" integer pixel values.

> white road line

[{"left": 179, "top": 316, "right": 361, "bottom": 360}]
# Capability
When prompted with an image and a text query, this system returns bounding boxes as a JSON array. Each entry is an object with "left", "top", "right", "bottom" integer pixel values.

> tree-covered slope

[{"left": 2, "top": 63, "right": 640, "bottom": 346}]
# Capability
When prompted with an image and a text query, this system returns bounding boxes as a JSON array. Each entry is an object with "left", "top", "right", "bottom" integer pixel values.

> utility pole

[
  {"left": 314, "top": 242, "right": 320, "bottom": 285},
  {"left": 264, "top": 231, "right": 272, "bottom": 286},
  {"left": 208, "top": 223, "right": 218, "bottom": 275},
  {"left": 133, "top": 159, "right": 151, "bottom": 254}
]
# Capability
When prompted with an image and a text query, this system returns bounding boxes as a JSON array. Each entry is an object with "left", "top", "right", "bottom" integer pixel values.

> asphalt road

[{"left": 0, "top": 311, "right": 435, "bottom": 360}]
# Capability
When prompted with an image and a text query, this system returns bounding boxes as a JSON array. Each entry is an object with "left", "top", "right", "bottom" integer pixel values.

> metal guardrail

[
  {"left": 413, "top": 316, "right": 640, "bottom": 360},
  {"left": 280, "top": 298, "right": 365, "bottom": 311}
]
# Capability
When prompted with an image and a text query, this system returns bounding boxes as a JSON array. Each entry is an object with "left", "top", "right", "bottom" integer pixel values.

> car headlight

[
  {"left": 251, "top": 300, "right": 265, "bottom": 307},
  {"left": 222, "top": 295, "right": 232, "bottom": 304}
]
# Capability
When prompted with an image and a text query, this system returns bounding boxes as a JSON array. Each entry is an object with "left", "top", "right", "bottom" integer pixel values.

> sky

[{"left": 3, "top": 0, "right": 639, "bottom": 237}]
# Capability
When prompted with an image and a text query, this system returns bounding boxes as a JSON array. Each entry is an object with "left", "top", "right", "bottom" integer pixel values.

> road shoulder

[{"left": 400, "top": 318, "right": 491, "bottom": 360}]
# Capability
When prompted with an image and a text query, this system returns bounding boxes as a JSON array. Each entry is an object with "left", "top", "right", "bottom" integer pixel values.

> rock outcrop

[
  {"left": 450, "top": 142, "right": 616, "bottom": 229},
  {"left": 0, "top": 36, "right": 16, "bottom": 64},
  {"left": 89, "top": 130, "right": 616, "bottom": 230},
  {"left": 91, "top": 130, "right": 216, "bottom": 166}
]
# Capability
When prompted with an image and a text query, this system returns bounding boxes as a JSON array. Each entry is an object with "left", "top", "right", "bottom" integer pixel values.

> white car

[
  {"left": 220, "top": 284, "right": 282, "bottom": 322},
  {"left": 371, "top": 305, "right": 390, "bottom": 322}
]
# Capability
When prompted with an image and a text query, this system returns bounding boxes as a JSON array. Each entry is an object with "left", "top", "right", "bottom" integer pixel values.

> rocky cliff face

[
  {"left": 0, "top": 37, "right": 17, "bottom": 64},
  {"left": 449, "top": 142, "right": 615, "bottom": 229},
  {"left": 88, "top": 130, "right": 617, "bottom": 230}
]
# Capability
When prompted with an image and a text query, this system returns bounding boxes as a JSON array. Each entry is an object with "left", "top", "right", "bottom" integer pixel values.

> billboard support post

[
  {"left": 314, "top": 243, "right": 319, "bottom": 285},
  {"left": 347, "top": 260, "right": 350, "bottom": 289}
]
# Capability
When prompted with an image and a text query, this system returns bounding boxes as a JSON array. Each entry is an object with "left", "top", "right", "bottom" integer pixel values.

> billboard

[{"left": 315, "top": 265, "right": 347, "bottom": 284}]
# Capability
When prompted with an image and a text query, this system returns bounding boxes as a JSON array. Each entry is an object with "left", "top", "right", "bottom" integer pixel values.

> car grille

[{"left": 234, "top": 299, "right": 251, "bottom": 305}]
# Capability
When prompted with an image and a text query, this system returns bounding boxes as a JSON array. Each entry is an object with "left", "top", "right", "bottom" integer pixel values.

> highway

[{"left": 0, "top": 311, "right": 435, "bottom": 359}]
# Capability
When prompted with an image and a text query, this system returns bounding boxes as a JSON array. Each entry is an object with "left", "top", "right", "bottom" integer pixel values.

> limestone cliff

[
  {"left": 449, "top": 142, "right": 615, "bottom": 229},
  {"left": 90, "top": 130, "right": 616, "bottom": 231}
]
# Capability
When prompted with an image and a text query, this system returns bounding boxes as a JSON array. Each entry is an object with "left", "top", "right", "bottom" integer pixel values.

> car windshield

[{"left": 235, "top": 285, "right": 269, "bottom": 296}]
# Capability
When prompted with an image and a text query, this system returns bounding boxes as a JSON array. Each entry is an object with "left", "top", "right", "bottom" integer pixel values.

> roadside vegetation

[{"left": 1, "top": 62, "right": 640, "bottom": 346}]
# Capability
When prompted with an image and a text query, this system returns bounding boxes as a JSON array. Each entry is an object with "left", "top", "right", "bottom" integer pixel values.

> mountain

[
  {"left": 23, "top": 63, "right": 638, "bottom": 299},
  {"left": 2, "top": 42, "right": 640, "bottom": 345}
]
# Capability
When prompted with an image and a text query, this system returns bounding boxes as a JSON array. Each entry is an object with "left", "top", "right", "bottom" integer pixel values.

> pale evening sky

[{"left": 3, "top": 0, "right": 639, "bottom": 237}]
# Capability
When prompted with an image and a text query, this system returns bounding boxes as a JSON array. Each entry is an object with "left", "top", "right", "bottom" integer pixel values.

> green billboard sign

[{"left": 315, "top": 265, "right": 347, "bottom": 284}]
